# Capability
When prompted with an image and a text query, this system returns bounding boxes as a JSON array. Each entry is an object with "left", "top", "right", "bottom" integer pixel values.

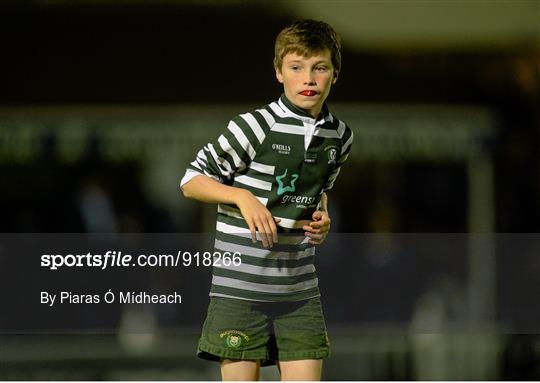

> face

[{"left": 275, "top": 49, "right": 337, "bottom": 118}]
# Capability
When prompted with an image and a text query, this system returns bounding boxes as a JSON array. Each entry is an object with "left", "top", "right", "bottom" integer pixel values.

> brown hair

[{"left": 274, "top": 19, "right": 341, "bottom": 76}]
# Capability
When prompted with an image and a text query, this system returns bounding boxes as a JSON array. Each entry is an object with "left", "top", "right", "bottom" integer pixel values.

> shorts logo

[
  {"left": 220, "top": 330, "right": 249, "bottom": 348},
  {"left": 276, "top": 169, "right": 299, "bottom": 196},
  {"left": 226, "top": 335, "right": 242, "bottom": 348}
]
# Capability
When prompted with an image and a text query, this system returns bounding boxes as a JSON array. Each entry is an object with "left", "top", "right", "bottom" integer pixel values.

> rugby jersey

[{"left": 181, "top": 94, "right": 353, "bottom": 302}]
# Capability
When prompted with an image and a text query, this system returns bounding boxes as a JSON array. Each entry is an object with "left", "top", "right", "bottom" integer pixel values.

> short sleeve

[{"left": 180, "top": 112, "right": 269, "bottom": 188}]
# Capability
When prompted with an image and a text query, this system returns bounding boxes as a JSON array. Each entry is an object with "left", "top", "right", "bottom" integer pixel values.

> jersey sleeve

[
  {"left": 180, "top": 113, "right": 266, "bottom": 188},
  {"left": 323, "top": 124, "right": 353, "bottom": 192}
]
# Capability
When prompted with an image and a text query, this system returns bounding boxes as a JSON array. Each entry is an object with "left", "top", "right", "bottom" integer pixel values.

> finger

[
  {"left": 254, "top": 219, "right": 269, "bottom": 248},
  {"left": 259, "top": 219, "right": 272, "bottom": 248},
  {"left": 315, "top": 224, "right": 331, "bottom": 233},
  {"left": 258, "top": 229, "right": 269, "bottom": 248},
  {"left": 308, "top": 233, "right": 328, "bottom": 245},
  {"left": 246, "top": 219, "right": 257, "bottom": 244},
  {"left": 308, "top": 235, "right": 325, "bottom": 244},
  {"left": 269, "top": 217, "right": 279, "bottom": 244},
  {"left": 310, "top": 220, "right": 329, "bottom": 229},
  {"left": 303, "top": 225, "right": 321, "bottom": 234},
  {"left": 312, "top": 211, "right": 323, "bottom": 221},
  {"left": 305, "top": 232, "right": 323, "bottom": 240},
  {"left": 318, "top": 228, "right": 329, "bottom": 235},
  {"left": 261, "top": 217, "right": 275, "bottom": 248}
]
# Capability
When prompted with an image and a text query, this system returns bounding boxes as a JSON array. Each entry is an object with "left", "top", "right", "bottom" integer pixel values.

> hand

[
  {"left": 235, "top": 190, "right": 281, "bottom": 248},
  {"left": 303, "top": 210, "right": 331, "bottom": 245}
]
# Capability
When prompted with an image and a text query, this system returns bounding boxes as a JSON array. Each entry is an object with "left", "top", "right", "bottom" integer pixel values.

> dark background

[
  {"left": 1, "top": 1, "right": 538, "bottom": 233},
  {"left": 0, "top": 0, "right": 539, "bottom": 380}
]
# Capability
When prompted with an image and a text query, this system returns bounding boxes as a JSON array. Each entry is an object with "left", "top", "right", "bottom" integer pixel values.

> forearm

[
  {"left": 319, "top": 192, "right": 328, "bottom": 212},
  {"left": 182, "top": 174, "right": 279, "bottom": 247},
  {"left": 181, "top": 174, "right": 247, "bottom": 205}
]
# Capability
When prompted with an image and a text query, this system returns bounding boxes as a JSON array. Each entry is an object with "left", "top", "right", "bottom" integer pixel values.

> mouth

[{"left": 299, "top": 90, "right": 318, "bottom": 97}]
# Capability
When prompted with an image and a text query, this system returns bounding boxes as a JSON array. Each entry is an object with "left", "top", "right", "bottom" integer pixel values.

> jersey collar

[{"left": 278, "top": 94, "right": 333, "bottom": 126}]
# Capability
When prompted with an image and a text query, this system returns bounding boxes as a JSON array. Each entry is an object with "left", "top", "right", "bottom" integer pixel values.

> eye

[
  {"left": 315, "top": 66, "right": 328, "bottom": 72},
  {"left": 290, "top": 65, "right": 301, "bottom": 71}
]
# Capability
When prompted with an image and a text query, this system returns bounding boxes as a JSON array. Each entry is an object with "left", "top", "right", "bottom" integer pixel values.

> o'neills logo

[
  {"left": 281, "top": 194, "right": 316, "bottom": 204},
  {"left": 272, "top": 143, "right": 291, "bottom": 155}
]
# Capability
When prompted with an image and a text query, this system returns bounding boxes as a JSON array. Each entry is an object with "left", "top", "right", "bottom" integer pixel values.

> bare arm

[
  {"left": 182, "top": 175, "right": 280, "bottom": 247},
  {"left": 319, "top": 192, "right": 328, "bottom": 212},
  {"left": 182, "top": 174, "right": 244, "bottom": 205}
]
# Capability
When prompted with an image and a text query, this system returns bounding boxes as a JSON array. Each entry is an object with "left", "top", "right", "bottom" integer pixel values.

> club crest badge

[
  {"left": 220, "top": 330, "right": 250, "bottom": 349},
  {"left": 325, "top": 146, "right": 338, "bottom": 165}
]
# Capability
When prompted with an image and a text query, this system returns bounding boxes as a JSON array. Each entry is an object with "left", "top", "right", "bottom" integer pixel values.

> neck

[
  {"left": 307, "top": 106, "right": 321, "bottom": 119},
  {"left": 280, "top": 94, "right": 326, "bottom": 120}
]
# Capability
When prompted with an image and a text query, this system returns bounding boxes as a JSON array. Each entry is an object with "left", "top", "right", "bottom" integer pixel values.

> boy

[{"left": 180, "top": 19, "right": 353, "bottom": 381}]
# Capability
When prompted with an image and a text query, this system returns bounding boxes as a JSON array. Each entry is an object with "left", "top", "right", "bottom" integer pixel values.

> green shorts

[{"left": 197, "top": 296, "right": 330, "bottom": 366}]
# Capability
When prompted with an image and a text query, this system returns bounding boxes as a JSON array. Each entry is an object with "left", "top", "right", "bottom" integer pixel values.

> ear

[
  {"left": 332, "top": 71, "right": 339, "bottom": 84},
  {"left": 275, "top": 66, "right": 284, "bottom": 84}
]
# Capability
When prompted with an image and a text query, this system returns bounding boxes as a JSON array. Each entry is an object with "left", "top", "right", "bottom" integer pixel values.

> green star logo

[{"left": 276, "top": 169, "right": 299, "bottom": 196}]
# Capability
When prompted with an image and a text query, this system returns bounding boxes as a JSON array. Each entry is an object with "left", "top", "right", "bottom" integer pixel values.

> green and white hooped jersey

[{"left": 181, "top": 94, "right": 353, "bottom": 302}]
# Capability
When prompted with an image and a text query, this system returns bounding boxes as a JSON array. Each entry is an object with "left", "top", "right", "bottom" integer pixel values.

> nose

[{"left": 303, "top": 70, "right": 316, "bottom": 85}]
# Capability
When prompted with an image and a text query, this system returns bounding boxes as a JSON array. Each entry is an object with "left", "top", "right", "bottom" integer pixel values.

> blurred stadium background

[{"left": 0, "top": 0, "right": 539, "bottom": 380}]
